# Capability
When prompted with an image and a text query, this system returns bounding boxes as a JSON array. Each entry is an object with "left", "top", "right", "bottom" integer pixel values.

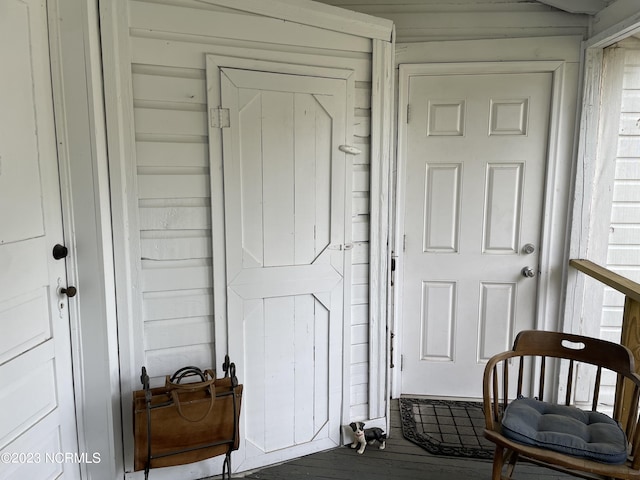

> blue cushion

[{"left": 501, "top": 397, "right": 628, "bottom": 464}]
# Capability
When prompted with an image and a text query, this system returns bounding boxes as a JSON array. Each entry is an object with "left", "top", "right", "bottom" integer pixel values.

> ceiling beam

[{"left": 536, "top": 0, "right": 607, "bottom": 15}]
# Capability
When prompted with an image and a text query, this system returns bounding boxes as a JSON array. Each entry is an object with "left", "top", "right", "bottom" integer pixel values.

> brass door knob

[{"left": 60, "top": 286, "right": 77, "bottom": 297}]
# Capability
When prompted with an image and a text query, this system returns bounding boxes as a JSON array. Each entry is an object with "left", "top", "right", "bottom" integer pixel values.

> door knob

[
  {"left": 521, "top": 267, "right": 535, "bottom": 278},
  {"left": 52, "top": 244, "right": 69, "bottom": 260},
  {"left": 60, "top": 286, "right": 77, "bottom": 298}
]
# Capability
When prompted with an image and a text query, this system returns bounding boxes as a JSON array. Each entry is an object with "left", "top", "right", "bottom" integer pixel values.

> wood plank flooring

[{"left": 239, "top": 399, "right": 572, "bottom": 479}]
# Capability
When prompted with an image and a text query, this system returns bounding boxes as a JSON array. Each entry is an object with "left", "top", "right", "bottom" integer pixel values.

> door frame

[
  {"left": 393, "top": 59, "right": 572, "bottom": 398},
  {"left": 47, "top": 0, "right": 122, "bottom": 478}
]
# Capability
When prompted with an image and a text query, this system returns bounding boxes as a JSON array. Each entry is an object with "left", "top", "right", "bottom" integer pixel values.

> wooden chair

[{"left": 483, "top": 330, "right": 640, "bottom": 480}]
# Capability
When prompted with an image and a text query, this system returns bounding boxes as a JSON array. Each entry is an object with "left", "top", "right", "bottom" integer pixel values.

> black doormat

[{"left": 399, "top": 397, "right": 495, "bottom": 459}]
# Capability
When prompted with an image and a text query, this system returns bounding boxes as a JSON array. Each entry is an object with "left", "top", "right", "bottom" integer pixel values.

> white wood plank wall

[
  {"left": 351, "top": 84, "right": 371, "bottom": 418},
  {"left": 317, "top": 0, "right": 588, "bottom": 42},
  {"left": 127, "top": 0, "right": 373, "bottom": 418},
  {"left": 597, "top": 43, "right": 640, "bottom": 405},
  {"left": 601, "top": 45, "right": 640, "bottom": 331}
]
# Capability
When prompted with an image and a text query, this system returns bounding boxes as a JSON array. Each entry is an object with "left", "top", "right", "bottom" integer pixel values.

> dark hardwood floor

[{"left": 238, "top": 400, "right": 572, "bottom": 479}]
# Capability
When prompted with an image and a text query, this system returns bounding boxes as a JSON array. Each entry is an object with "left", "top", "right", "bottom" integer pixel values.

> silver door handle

[{"left": 521, "top": 267, "right": 535, "bottom": 278}]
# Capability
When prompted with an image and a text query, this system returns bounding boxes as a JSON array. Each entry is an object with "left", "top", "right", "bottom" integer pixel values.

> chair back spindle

[
  {"left": 538, "top": 356, "right": 546, "bottom": 400},
  {"left": 591, "top": 366, "right": 602, "bottom": 412},
  {"left": 565, "top": 359, "right": 574, "bottom": 406}
]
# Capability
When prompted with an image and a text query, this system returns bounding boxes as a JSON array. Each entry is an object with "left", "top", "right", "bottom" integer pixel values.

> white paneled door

[
  {"left": 401, "top": 72, "right": 552, "bottom": 398},
  {"left": 209, "top": 64, "right": 350, "bottom": 471},
  {"left": 0, "top": 1, "right": 79, "bottom": 479}
]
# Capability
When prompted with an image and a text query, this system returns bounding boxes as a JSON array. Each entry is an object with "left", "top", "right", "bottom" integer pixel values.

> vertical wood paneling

[
  {"left": 294, "top": 296, "right": 315, "bottom": 444},
  {"left": 314, "top": 99, "right": 333, "bottom": 258},
  {"left": 314, "top": 301, "right": 330, "bottom": 433},
  {"left": 295, "top": 95, "right": 319, "bottom": 266},
  {"left": 265, "top": 296, "right": 296, "bottom": 451},
  {"left": 263, "top": 91, "right": 295, "bottom": 268},
  {"left": 239, "top": 91, "right": 264, "bottom": 268},
  {"left": 245, "top": 299, "right": 266, "bottom": 451}
]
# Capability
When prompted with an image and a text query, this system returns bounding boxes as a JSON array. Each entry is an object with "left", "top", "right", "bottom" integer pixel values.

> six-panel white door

[
  {"left": 218, "top": 67, "right": 349, "bottom": 471},
  {"left": 0, "top": 1, "right": 79, "bottom": 478},
  {"left": 401, "top": 72, "right": 552, "bottom": 398}
]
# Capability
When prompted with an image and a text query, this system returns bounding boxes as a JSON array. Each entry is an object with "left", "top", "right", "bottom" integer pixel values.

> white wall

[{"left": 113, "top": 0, "right": 377, "bottom": 458}]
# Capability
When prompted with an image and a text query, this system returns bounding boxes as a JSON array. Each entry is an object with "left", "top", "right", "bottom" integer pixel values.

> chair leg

[
  {"left": 505, "top": 451, "right": 519, "bottom": 479},
  {"left": 492, "top": 447, "right": 505, "bottom": 480}
]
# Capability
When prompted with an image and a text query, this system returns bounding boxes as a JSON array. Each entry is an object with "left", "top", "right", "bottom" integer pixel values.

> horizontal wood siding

[
  {"left": 597, "top": 45, "right": 640, "bottom": 405},
  {"left": 317, "top": 0, "right": 588, "bottom": 42},
  {"left": 350, "top": 81, "right": 372, "bottom": 419},
  {"left": 603, "top": 45, "right": 640, "bottom": 313},
  {"left": 133, "top": 59, "right": 214, "bottom": 376},
  {"left": 127, "top": 0, "right": 373, "bottom": 415}
]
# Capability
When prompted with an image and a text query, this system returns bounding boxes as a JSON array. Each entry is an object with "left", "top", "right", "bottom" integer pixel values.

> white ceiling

[{"left": 536, "top": 0, "right": 614, "bottom": 15}]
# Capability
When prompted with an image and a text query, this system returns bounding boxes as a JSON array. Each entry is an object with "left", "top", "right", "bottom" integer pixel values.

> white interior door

[
  {"left": 214, "top": 66, "right": 349, "bottom": 471},
  {"left": 400, "top": 71, "right": 552, "bottom": 398},
  {"left": 0, "top": 1, "right": 79, "bottom": 478}
]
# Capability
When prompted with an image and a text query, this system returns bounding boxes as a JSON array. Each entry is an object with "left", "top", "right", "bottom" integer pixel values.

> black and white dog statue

[{"left": 349, "top": 422, "right": 386, "bottom": 454}]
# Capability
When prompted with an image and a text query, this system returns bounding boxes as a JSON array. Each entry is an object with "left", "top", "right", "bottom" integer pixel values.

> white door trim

[
  {"left": 394, "top": 60, "right": 571, "bottom": 398},
  {"left": 368, "top": 37, "right": 395, "bottom": 424},
  {"left": 100, "top": 0, "right": 146, "bottom": 475},
  {"left": 47, "top": 0, "right": 122, "bottom": 478}
]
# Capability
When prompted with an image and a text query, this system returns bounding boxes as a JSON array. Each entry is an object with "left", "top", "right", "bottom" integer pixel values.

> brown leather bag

[{"left": 133, "top": 364, "right": 242, "bottom": 475}]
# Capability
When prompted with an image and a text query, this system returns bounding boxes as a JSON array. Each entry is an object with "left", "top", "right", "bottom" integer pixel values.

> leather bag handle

[
  {"left": 170, "top": 386, "right": 215, "bottom": 422},
  {"left": 165, "top": 367, "right": 216, "bottom": 422}
]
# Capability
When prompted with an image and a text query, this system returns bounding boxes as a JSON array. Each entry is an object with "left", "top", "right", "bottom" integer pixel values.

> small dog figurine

[{"left": 349, "top": 422, "right": 386, "bottom": 454}]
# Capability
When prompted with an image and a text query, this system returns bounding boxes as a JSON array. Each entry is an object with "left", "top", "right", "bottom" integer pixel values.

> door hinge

[
  {"left": 400, "top": 354, "right": 404, "bottom": 372},
  {"left": 390, "top": 332, "right": 395, "bottom": 368},
  {"left": 403, "top": 234, "right": 407, "bottom": 252},
  {"left": 390, "top": 257, "right": 396, "bottom": 286},
  {"left": 406, "top": 104, "right": 411, "bottom": 124},
  {"left": 210, "top": 107, "right": 230, "bottom": 128}
]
